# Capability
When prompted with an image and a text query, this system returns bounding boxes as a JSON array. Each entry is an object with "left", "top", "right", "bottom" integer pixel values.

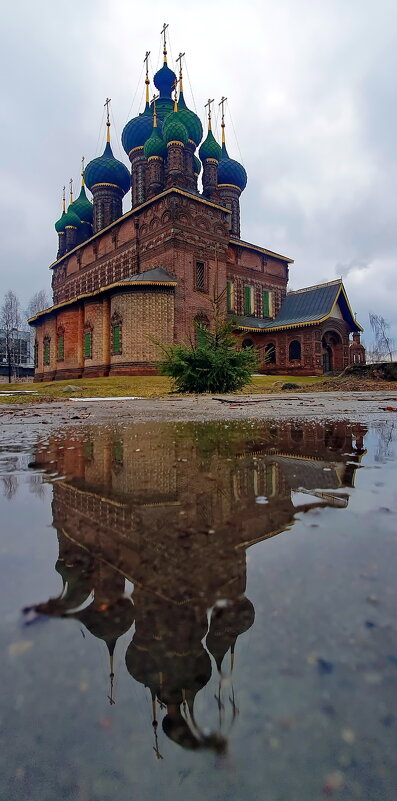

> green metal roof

[
  {"left": 233, "top": 280, "right": 363, "bottom": 333},
  {"left": 121, "top": 266, "right": 177, "bottom": 284}
]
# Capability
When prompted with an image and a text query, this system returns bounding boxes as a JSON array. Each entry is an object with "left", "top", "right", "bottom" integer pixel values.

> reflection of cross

[
  {"left": 104, "top": 97, "right": 111, "bottom": 124},
  {"left": 69, "top": 177, "right": 73, "bottom": 204},
  {"left": 62, "top": 185, "right": 66, "bottom": 212},
  {"left": 205, "top": 97, "right": 214, "bottom": 128},
  {"left": 81, "top": 155, "right": 85, "bottom": 175}
]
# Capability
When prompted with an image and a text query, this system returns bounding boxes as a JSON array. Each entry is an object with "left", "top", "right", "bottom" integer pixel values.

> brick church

[{"left": 30, "top": 29, "right": 365, "bottom": 380}]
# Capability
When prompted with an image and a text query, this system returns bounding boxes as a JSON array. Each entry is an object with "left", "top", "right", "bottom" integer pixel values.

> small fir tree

[{"left": 160, "top": 311, "right": 258, "bottom": 394}]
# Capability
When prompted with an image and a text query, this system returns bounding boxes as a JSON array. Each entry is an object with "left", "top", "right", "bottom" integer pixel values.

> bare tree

[
  {"left": 0, "top": 290, "right": 21, "bottom": 382},
  {"left": 25, "top": 289, "right": 50, "bottom": 320},
  {"left": 368, "top": 312, "right": 395, "bottom": 362}
]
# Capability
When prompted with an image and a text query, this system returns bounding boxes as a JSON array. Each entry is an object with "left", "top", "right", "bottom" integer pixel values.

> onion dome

[
  {"left": 85, "top": 140, "right": 131, "bottom": 196},
  {"left": 199, "top": 129, "right": 222, "bottom": 162},
  {"left": 122, "top": 108, "right": 153, "bottom": 157},
  {"left": 177, "top": 92, "right": 203, "bottom": 146},
  {"left": 70, "top": 183, "right": 93, "bottom": 224},
  {"left": 163, "top": 109, "right": 188, "bottom": 145},
  {"left": 143, "top": 105, "right": 167, "bottom": 159},
  {"left": 193, "top": 154, "right": 201, "bottom": 175},
  {"left": 218, "top": 142, "right": 247, "bottom": 191},
  {"left": 154, "top": 57, "right": 177, "bottom": 99},
  {"left": 62, "top": 206, "right": 81, "bottom": 228}
]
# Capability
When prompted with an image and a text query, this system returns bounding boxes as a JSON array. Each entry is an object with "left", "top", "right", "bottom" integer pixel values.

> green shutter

[
  {"left": 227, "top": 281, "right": 232, "bottom": 312},
  {"left": 244, "top": 286, "right": 251, "bottom": 315},
  {"left": 196, "top": 324, "right": 207, "bottom": 347},
  {"left": 113, "top": 325, "right": 121, "bottom": 354},
  {"left": 263, "top": 290, "right": 270, "bottom": 317},
  {"left": 58, "top": 334, "right": 64, "bottom": 360},
  {"left": 84, "top": 332, "right": 92, "bottom": 358}
]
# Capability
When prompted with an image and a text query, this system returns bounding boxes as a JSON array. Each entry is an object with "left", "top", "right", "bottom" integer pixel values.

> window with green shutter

[
  {"left": 113, "top": 325, "right": 121, "bottom": 354},
  {"left": 43, "top": 338, "right": 50, "bottom": 366},
  {"left": 84, "top": 331, "right": 92, "bottom": 358},
  {"left": 57, "top": 334, "right": 64, "bottom": 361},
  {"left": 263, "top": 290, "right": 270, "bottom": 317},
  {"left": 244, "top": 286, "right": 252, "bottom": 315},
  {"left": 227, "top": 280, "right": 232, "bottom": 311}
]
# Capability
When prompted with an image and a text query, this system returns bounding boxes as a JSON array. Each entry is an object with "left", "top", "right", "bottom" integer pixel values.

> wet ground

[{"left": 0, "top": 413, "right": 396, "bottom": 800}]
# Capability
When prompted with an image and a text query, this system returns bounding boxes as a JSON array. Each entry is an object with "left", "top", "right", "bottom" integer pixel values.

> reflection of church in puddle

[{"left": 27, "top": 421, "right": 366, "bottom": 754}]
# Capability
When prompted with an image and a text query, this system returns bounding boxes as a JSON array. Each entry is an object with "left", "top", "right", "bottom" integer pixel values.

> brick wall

[{"left": 110, "top": 289, "right": 174, "bottom": 366}]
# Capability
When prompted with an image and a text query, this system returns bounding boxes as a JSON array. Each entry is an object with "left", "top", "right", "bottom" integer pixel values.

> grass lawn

[{"left": 0, "top": 374, "right": 325, "bottom": 404}]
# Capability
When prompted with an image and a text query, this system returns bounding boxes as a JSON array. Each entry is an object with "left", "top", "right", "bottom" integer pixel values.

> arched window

[
  {"left": 264, "top": 343, "right": 276, "bottom": 363},
  {"left": 43, "top": 336, "right": 51, "bottom": 366},
  {"left": 289, "top": 339, "right": 301, "bottom": 361},
  {"left": 194, "top": 313, "right": 209, "bottom": 346},
  {"left": 111, "top": 313, "right": 122, "bottom": 355},
  {"left": 57, "top": 326, "right": 65, "bottom": 361},
  {"left": 84, "top": 324, "right": 93, "bottom": 359},
  {"left": 242, "top": 338, "right": 254, "bottom": 349}
]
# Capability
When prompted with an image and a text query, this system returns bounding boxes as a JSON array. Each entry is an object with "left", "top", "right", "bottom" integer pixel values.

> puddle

[{"left": 0, "top": 419, "right": 396, "bottom": 800}]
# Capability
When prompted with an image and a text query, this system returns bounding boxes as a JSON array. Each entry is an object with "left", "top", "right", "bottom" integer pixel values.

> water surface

[{"left": 1, "top": 419, "right": 396, "bottom": 800}]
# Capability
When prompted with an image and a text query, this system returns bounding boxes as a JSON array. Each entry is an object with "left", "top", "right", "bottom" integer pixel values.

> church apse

[{"left": 26, "top": 419, "right": 366, "bottom": 754}]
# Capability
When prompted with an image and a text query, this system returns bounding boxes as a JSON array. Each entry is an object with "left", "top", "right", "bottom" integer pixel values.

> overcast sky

[{"left": 1, "top": 0, "right": 396, "bottom": 345}]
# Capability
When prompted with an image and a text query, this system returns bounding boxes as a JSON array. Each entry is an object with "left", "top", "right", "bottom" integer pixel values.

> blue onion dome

[
  {"left": 70, "top": 184, "right": 93, "bottom": 224},
  {"left": 163, "top": 110, "right": 189, "bottom": 145},
  {"left": 144, "top": 124, "right": 167, "bottom": 159},
  {"left": 85, "top": 141, "right": 131, "bottom": 196},
  {"left": 177, "top": 92, "right": 203, "bottom": 146},
  {"left": 218, "top": 143, "right": 247, "bottom": 191},
  {"left": 199, "top": 129, "right": 222, "bottom": 162},
  {"left": 122, "top": 110, "right": 154, "bottom": 157},
  {"left": 62, "top": 207, "right": 82, "bottom": 228},
  {"left": 193, "top": 154, "right": 202, "bottom": 175},
  {"left": 55, "top": 210, "right": 68, "bottom": 233},
  {"left": 154, "top": 60, "right": 177, "bottom": 99}
]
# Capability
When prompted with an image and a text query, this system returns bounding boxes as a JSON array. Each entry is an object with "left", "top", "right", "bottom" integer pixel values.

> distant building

[
  {"left": 29, "top": 30, "right": 365, "bottom": 380},
  {"left": 0, "top": 328, "right": 34, "bottom": 381}
]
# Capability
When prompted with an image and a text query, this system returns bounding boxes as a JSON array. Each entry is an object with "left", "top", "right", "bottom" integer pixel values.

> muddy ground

[{"left": 1, "top": 390, "right": 397, "bottom": 433}]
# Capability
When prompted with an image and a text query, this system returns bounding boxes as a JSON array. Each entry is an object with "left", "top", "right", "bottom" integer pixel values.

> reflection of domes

[
  {"left": 206, "top": 596, "right": 255, "bottom": 671},
  {"left": 199, "top": 130, "right": 222, "bottom": 162},
  {"left": 218, "top": 143, "right": 247, "bottom": 191},
  {"left": 55, "top": 211, "right": 67, "bottom": 233},
  {"left": 85, "top": 142, "right": 131, "bottom": 196}
]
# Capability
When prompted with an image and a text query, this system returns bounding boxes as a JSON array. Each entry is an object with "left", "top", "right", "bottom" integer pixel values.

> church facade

[{"left": 29, "top": 33, "right": 365, "bottom": 381}]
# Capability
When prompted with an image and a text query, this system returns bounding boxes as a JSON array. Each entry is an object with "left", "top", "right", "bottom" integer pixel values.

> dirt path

[{"left": 1, "top": 390, "right": 397, "bottom": 434}]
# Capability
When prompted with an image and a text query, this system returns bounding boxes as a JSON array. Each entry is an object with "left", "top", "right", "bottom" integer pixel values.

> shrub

[{"left": 160, "top": 321, "right": 258, "bottom": 393}]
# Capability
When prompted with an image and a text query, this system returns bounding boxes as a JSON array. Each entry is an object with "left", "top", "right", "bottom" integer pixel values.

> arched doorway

[{"left": 322, "top": 331, "right": 343, "bottom": 373}]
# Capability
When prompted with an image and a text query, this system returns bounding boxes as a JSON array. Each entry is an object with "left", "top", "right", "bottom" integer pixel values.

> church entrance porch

[{"left": 322, "top": 331, "right": 343, "bottom": 373}]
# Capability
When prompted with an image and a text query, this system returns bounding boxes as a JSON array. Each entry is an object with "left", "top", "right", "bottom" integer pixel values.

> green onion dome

[
  {"left": 199, "top": 129, "right": 222, "bottom": 162},
  {"left": 153, "top": 96, "right": 174, "bottom": 122},
  {"left": 177, "top": 92, "right": 203, "bottom": 146},
  {"left": 218, "top": 143, "right": 247, "bottom": 191},
  {"left": 70, "top": 185, "right": 93, "bottom": 224},
  {"left": 122, "top": 106, "right": 153, "bottom": 157},
  {"left": 85, "top": 141, "right": 131, "bottom": 196},
  {"left": 62, "top": 207, "right": 82, "bottom": 228},
  {"left": 154, "top": 61, "right": 177, "bottom": 99},
  {"left": 55, "top": 210, "right": 68, "bottom": 233},
  {"left": 144, "top": 124, "right": 167, "bottom": 159},
  {"left": 163, "top": 111, "right": 188, "bottom": 145},
  {"left": 193, "top": 154, "right": 202, "bottom": 175}
]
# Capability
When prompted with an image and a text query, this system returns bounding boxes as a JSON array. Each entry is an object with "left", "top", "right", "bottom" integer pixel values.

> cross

[
  {"left": 205, "top": 98, "right": 214, "bottom": 128},
  {"left": 104, "top": 97, "right": 111, "bottom": 125},
  {"left": 81, "top": 155, "right": 85, "bottom": 174},
  {"left": 143, "top": 50, "right": 150, "bottom": 75},
  {"left": 62, "top": 185, "right": 66, "bottom": 212},
  {"left": 69, "top": 177, "right": 73, "bottom": 204},
  {"left": 219, "top": 96, "right": 227, "bottom": 142},
  {"left": 160, "top": 22, "right": 168, "bottom": 54},
  {"left": 176, "top": 51, "right": 185, "bottom": 73}
]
